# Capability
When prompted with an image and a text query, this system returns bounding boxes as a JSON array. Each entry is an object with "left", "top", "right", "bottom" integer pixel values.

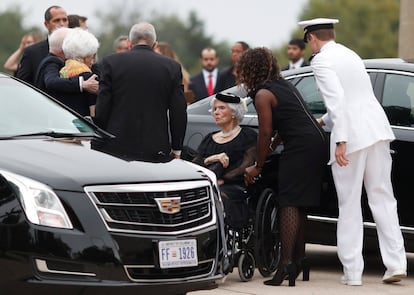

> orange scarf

[{"left": 60, "top": 59, "right": 91, "bottom": 78}]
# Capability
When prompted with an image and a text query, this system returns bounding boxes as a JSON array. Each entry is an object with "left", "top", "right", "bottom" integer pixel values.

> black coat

[
  {"left": 217, "top": 66, "right": 236, "bottom": 91},
  {"left": 15, "top": 39, "right": 49, "bottom": 85},
  {"left": 189, "top": 70, "right": 225, "bottom": 102},
  {"left": 34, "top": 54, "right": 92, "bottom": 115},
  {"left": 93, "top": 45, "right": 187, "bottom": 161}
]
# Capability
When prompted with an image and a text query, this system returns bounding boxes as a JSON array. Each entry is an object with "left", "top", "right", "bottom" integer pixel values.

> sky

[{"left": 0, "top": 0, "right": 309, "bottom": 48}]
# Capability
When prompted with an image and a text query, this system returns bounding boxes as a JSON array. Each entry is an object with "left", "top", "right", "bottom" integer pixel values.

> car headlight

[{"left": 1, "top": 170, "right": 73, "bottom": 229}]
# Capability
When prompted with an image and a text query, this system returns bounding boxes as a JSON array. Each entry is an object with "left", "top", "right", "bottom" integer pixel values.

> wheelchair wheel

[
  {"left": 254, "top": 188, "right": 280, "bottom": 277},
  {"left": 238, "top": 251, "right": 255, "bottom": 282}
]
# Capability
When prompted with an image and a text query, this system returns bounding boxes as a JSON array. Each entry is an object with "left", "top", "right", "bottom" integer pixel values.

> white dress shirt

[
  {"left": 289, "top": 58, "right": 305, "bottom": 69},
  {"left": 202, "top": 68, "right": 218, "bottom": 89}
]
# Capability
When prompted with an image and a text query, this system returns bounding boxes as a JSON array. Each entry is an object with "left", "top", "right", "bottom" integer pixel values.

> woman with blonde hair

[
  {"left": 156, "top": 41, "right": 194, "bottom": 103},
  {"left": 4, "top": 31, "right": 44, "bottom": 74}
]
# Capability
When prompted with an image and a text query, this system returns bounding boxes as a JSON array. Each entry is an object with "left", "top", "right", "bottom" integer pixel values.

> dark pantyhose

[{"left": 264, "top": 206, "right": 308, "bottom": 286}]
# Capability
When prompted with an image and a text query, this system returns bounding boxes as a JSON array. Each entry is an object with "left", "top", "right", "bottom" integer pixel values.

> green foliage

[
  {"left": 0, "top": 7, "right": 41, "bottom": 74},
  {"left": 94, "top": 2, "right": 143, "bottom": 59},
  {"left": 293, "top": 0, "right": 400, "bottom": 59},
  {"left": 95, "top": 6, "right": 232, "bottom": 75},
  {"left": 151, "top": 11, "right": 218, "bottom": 74},
  {"left": 1, "top": 0, "right": 400, "bottom": 77}
]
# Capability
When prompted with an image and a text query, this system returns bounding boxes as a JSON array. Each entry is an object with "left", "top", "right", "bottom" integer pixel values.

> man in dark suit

[
  {"left": 218, "top": 41, "right": 249, "bottom": 90},
  {"left": 189, "top": 47, "right": 224, "bottom": 102},
  {"left": 34, "top": 28, "right": 98, "bottom": 115},
  {"left": 94, "top": 22, "right": 187, "bottom": 162},
  {"left": 16, "top": 5, "right": 69, "bottom": 85},
  {"left": 282, "top": 38, "right": 309, "bottom": 71}
]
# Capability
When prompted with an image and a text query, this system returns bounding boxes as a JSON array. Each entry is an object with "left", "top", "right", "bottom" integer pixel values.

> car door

[
  {"left": 375, "top": 71, "right": 414, "bottom": 228},
  {"left": 289, "top": 69, "right": 414, "bottom": 231}
]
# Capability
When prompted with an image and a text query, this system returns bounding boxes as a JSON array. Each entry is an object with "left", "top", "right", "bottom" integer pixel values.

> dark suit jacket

[
  {"left": 282, "top": 60, "right": 309, "bottom": 71},
  {"left": 16, "top": 39, "right": 49, "bottom": 85},
  {"left": 189, "top": 70, "right": 225, "bottom": 102},
  {"left": 217, "top": 66, "right": 236, "bottom": 91},
  {"left": 94, "top": 45, "right": 187, "bottom": 161},
  {"left": 34, "top": 54, "right": 92, "bottom": 115}
]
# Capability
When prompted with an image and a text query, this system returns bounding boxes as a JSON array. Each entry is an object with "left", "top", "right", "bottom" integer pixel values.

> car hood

[{"left": 0, "top": 138, "right": 208, "bottom": 191}]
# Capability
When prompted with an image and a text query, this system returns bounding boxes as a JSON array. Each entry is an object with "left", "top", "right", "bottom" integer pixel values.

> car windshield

[{"left": 0, "top": 77, "right": 95, "bottom": 137}]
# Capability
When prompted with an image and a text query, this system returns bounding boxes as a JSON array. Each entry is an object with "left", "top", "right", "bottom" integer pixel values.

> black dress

[
  {"left": 252, "top": 79, "right": 328, "bottom": 208},
  {"left": 193, "top": 127, "right": 257, "bottom": 183},
  {"left": 193, "top": 127, "right": 257, "bottom": 227}
]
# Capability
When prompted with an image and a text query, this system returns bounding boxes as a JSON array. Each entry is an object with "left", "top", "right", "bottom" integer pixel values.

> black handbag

[{"left": 207, "top": 162, "right": 225, "bottom": 178}]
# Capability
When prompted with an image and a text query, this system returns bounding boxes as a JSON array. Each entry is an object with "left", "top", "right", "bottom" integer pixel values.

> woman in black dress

[
  {"left": 193, "top": 93, "right": 257, "bottom": 226},
  {"left": 238, "top": 47, "right": 328, "bottom": 286}
]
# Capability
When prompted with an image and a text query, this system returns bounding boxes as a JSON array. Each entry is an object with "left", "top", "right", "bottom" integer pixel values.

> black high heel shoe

[
  {"left": 297, "top": 257, "right": 310, "bottom": 281},
  {"left": 264, "top": 262, "right": 297, "bottom": 287},
  {"left": 285, "top": 257, "right": 310, "bottom": 281},
  {"left": 298, "top": 257, "right": 310, "bottom": 281}
]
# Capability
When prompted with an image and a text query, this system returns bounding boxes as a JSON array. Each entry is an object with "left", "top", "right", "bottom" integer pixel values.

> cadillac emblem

[{"left": 155, "top": 197, "right": 181, "bottom": 214}]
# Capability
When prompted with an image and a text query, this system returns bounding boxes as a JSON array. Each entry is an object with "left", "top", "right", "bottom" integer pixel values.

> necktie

[{"left": 207, "top": 73, "right": 214, "bottom": 96}]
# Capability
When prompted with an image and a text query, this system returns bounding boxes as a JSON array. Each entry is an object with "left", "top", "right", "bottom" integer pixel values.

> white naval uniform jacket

[{"left": 311, "top": 41, "right": 395, "bottom": 164}]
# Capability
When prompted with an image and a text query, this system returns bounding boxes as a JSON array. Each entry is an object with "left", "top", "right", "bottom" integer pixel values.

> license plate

[{"left": 158, "top": 239, "right": 198, "bottom": 269}]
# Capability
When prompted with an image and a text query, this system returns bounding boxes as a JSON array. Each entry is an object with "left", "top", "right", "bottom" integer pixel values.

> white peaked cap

[{"left": 298, "top": 18, "right": 339, "bottom": 42}]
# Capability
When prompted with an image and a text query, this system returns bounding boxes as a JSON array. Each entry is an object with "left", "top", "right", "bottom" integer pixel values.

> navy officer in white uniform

[{"left": 298, "top": 18, "right": 406, "bottom": 286}]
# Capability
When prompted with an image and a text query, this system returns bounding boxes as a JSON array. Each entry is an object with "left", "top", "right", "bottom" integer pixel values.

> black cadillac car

[
  {"left": 184, "top": 58, "right": 414, "bottom": 252},
  {"left": 0, "top": 73, "right": 226, "bottom": 294}
]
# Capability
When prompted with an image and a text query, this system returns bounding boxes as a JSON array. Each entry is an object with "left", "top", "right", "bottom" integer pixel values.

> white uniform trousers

[{"left": 332, "top": 140, "right": 406, "bottom": 280}]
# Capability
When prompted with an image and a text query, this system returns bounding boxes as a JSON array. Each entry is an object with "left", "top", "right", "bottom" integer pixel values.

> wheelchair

[{"left": 222, "top": 155, "right": 280, "bottom": 281}]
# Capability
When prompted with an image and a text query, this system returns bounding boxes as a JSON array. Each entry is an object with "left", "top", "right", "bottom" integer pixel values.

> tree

[
  {"left": 95, "top": 5, "right": 231, "bottom": 75},
  {"left": 0, "top": 7, "right": 42, "bottom": 74},
  {"left": 152, "top": 11, "right": 230, "bottom": 74},
  {"left": 294, "top": 0, "right": 400, "bottom": 59},
  {"left": 94, "top": 1, "right": 143, "bottom": 58},
  {"left": 0, "top": 2, "right": 232, "bottom": 76}
]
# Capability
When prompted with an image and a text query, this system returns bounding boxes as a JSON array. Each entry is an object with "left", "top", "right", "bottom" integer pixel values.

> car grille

[
  {"left": 124, "top": 259, "right": 215, "bottom": 282},
  {"left": 85, "top": 180, "right": 216, "bottom": 235}
]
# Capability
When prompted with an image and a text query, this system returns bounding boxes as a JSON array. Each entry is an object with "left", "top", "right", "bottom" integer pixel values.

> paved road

[{"left": 189, "top": 244, "right": 414, "bottom": 295}]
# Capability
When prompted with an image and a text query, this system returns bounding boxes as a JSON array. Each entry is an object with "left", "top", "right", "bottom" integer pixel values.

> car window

[
  {"left": 186, "top": 95, "right": 212, "bottom": 115},
  {"left": 0, "top": 78, "right": 94, "bottom": 136},
  {"left": 246, "top": 99, "right": 256, "bottom": 115},
  {"left": 187, "top": 85, "right": 249, "bottom": 115},
  {"left": 291, "top": 76, "right": 326, "bottom": 117},
  {"left": 382, "top": 73, "right": 414, "bottom": 127}
]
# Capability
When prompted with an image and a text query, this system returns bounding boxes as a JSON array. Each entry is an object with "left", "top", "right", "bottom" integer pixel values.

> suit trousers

[{"left": 332, "top": 140, "right": 406, "bottom": 280}]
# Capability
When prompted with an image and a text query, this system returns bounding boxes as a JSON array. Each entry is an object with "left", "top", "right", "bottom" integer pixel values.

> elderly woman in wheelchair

[{"left": 191, "top": 93, "right": 260, "bottom": 280}]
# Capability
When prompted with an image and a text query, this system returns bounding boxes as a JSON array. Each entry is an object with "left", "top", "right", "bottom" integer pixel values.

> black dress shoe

[{"left": 264, "top": 262, "right": 297, "bottom": 287}]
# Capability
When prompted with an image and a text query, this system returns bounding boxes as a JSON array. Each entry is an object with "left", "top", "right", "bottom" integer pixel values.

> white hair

[
  {"left": 129, "top": 22, "right": 156, "bottom": 46},
  {"left": 49, "top": 27, "right": 71, "bottom": 53},
  {"left": 62, "top": 28, "right": 99, "bottom": 60},
  {"left": 210, "top": 97, "right": 248, "bottom": 123}
]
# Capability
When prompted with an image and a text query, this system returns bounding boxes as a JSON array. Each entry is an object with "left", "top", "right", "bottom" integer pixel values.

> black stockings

[{"left": 279, "top": 206, "right": 307, "bottom": 267}]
